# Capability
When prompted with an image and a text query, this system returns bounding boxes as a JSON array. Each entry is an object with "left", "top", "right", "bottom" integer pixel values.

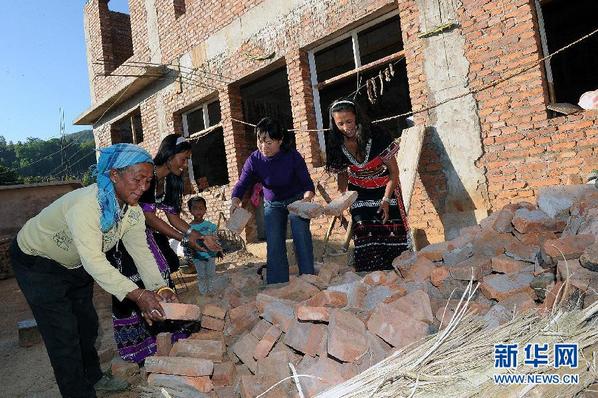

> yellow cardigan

[{"left": 17, "top": 184, "right": 166, "bottom": 301}]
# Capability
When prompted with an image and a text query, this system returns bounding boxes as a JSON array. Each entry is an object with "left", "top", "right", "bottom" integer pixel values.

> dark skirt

[
  {"left": 107, "top": 230, "right": 190, "bottom": 363},
  {"left": 351, "top": 185, "right": 411, "bottom": 272}
]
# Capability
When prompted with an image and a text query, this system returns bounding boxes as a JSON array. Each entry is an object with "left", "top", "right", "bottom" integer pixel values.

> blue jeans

[
  {"left": 193, "top": 257, "right": 216, "bottom": 294},
  {"left": 264, "top": 195, "right": 315, "bottom": 284}
]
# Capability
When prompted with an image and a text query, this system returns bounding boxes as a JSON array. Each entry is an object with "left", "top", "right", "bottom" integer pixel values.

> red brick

[
  {"left": 450, "top": 255, "right": 493, "bottom": 281},
  {"left": 170, "top": 339, "right": 225, "bottom": 362},
  {"left": 155, "top": 332, "right": 172, "bottom": 356},
  {"left": 253, "top": 325, "right": 282, "bottom": 360},
  {"left": 189, "top": 330, "right": 224, "bottom": 341},
  {"left": 418, "top": 241, "right": 452, "bottom": 261},
  {"left": 480, "top": 273, "right": 534, "bottom": 301},
  {"left": 283, "top": 320, "right": 327, "bottom": 356},
  {"left": 232, "top": 333, "right": 260, "bottom": 373},
  {"left": 363, "top": 271, "right": 387, "bottom": 286},
  {"left": 147, "top": 374, "right": 214, "bottom": 394},
  {"left": 144, "top": 356, "right": 213, "bottom": 377},
  {"left": 203, "top": 303, "right": 227, "bottom": 320},
  {"left": 430, "top": 266, "right": 450, "bottom": 287},
  {"left": 212, "top": 361, "right": 236, "bottom": 387},
  {"left": 296, "top": 305, "right": 330, "bottom": 322},
  {"left": 260, "top": 300, "right": 295, "bottom": 333},
  {"left": 390, "top": 290, "right": 434, "bottom": 324},
  {"left": 298, "top": 357, "right": 348, "bottom": 397},
  {"left": 327, "top": 309, "right": 368, "bottom": 363},
  {"left": 318, "top": 262, "right": 342, "bottom": 284},
  {"left": 404, "top": 256, "right": 436, "bottom": 282},
  {"left": 491, "top": 254, "right": 528, "bottom": 274},
  {"left": 110, "top": 357, "right": 139, "bottom": 379},
  {"left": 543, "top": 234, "right": 595, "bottom": 261},
  {"left": 499, "top": 292, "right": 536, "bottom": 314},
  {"left": 160, "top": 302, "right": 201, "bottom": 321},
  {"left": 304, "top": 290, "right": 348, "bottom": 308},
  {"left": 225, "top": 302, "right": 259, "bottom": 337},
  {"left": 256, "top": 350, "right": 295, "bottom": 382},
  {"left": 201, "top": 315, "right": 225, "bottom": 331},
  {"left": 367, "top": 302, "right": 428, "bottom": 348}
]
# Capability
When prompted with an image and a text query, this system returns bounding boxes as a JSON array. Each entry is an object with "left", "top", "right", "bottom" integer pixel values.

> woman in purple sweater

[{"left": 230, "top": 117, "right": 316, "bottom": 284}]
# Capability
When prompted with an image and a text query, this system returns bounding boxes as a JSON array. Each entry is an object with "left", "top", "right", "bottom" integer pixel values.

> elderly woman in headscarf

[{"left": 9, "top": 143, "right": 177, "bottom": 397}]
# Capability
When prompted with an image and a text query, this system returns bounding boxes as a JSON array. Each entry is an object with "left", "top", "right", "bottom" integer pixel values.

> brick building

[{"left": 75, "top": 0, "right": 597, "bottom": 245}]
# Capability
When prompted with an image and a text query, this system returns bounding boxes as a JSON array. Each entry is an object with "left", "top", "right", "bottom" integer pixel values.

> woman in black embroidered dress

[{"left": 325, "top": 99, "right": 411, "bottom": 272}]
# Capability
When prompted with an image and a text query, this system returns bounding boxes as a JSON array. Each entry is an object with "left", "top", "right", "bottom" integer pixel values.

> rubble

[
  {"left": 17, "top": 319, "right": 41, "bottom": 348},
  {"left": 141, "top": 184, "right": 596, "bottom": 397}
]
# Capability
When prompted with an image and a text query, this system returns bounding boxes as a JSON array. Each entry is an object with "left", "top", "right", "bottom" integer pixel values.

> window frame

[
  {"left": 534, "top": 0, "right": 556, "bottom": 104},
  {"left": 180, "top": 99, "right": 227, "bottom": 190},
  {"left": 182, "top": 99, "right": 222, "bottom": 139},
  {"left": 110, "top": 108, "right": 143, "bottom": 144},
  {"left": 307, "top": 11, "right": 402, "bottom": 153}
]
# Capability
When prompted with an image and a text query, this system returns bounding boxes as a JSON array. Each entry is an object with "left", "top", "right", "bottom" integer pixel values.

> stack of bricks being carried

[
  {"left": 287, "top": 191, "right": 359, "bottom": 220},
  {"left": 145, "top": 183, "right": 597, "bottom": 397}
]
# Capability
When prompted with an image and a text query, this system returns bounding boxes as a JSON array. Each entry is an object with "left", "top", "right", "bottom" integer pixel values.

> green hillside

[{"left": 0, "top": 130, "right": 96, "bottom": 185}]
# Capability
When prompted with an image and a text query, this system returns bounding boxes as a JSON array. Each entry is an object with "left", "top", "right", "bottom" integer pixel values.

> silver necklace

[{"left": 342, "top": 138, "right": 372, "bottom": 168}]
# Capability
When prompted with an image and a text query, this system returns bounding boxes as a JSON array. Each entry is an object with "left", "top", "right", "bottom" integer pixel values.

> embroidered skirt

[
  {"left": 351, "top": 185, "right": 411, "bottom": 272},
  {"left": 107, "top": 230, "right": 190, "bottom": 363}
]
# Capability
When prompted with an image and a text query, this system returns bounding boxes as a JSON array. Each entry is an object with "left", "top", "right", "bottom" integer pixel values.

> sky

[{"left": 0, "top": 0, "right": 130, "bottom": 143}]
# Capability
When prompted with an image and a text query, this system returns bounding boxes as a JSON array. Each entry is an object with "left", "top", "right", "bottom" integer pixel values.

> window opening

[
  {"left": 111, "top": 109, "right": 143, "bottom": 144},
  {"left": 309, "top": 13, "right": 412, "bottom": 153},
  {"left": 239, "top": 67, "right": 295, "bottom": 151},
  {"left": 536, "top": 0, "right": 598, "bottom": 109},
  {"left": 182, "top": 100, "right": 229, "bottom": 188}
]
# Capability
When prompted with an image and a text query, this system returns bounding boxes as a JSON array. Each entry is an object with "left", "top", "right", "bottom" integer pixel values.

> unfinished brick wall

[
  {"left": 81, "top": 0, "right": 597, "bottom": 248},
  {"left": 109, "top": 11, "right": 133, "bottom": 68},
  {"left": 460, "top": 0, "right": 597, "bottom": 210},
  {"left": 394, "top": 0, "right": 598, "bottom": 243}
]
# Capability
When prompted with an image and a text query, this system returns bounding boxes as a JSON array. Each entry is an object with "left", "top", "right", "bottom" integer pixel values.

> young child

[{"left": 187, "top": 196, "right": 219, "bottom": 295}]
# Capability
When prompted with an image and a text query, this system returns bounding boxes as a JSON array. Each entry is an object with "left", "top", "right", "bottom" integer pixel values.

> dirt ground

[{"left": 0, "top": 239, "right": 348, "bottom": 397}]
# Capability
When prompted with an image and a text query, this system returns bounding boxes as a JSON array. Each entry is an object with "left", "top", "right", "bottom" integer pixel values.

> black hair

[
  {"left": 325, "top": 99, "right": 372, "bottom": 173},
  {"left": 255, "top": 117, "right": 290, "bottom": 151},
  {"left": 155, "top": 134, "right": 192, "bottom": 213},
  {"left": 187, "top": 196, "right": 207, "bottom": 211}
]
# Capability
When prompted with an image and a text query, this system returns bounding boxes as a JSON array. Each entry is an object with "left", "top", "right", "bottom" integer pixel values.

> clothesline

[{"left": 229, "top": 25, "right": 598, "bottom": 135}]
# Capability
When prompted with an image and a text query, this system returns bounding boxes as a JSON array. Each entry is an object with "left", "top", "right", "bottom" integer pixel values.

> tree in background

[
  {"left": 0, "top": 164, "right": 22, "bottom": 185},
  {"left": 0, "top": 130, "right": 96, "bottom": 185}
]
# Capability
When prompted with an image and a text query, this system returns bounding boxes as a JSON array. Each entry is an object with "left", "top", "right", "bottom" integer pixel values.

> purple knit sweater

[{"left": 232, "top": 149, "right": 315, "bottom": 202}]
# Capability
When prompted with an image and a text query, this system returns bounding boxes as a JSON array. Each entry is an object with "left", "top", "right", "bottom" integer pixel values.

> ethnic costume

[
  {"left": 342, "top": 127, "right": 411, "bottom": 272},
  {"left": 108, "top": 175, "right": 190, "bottom": 364}
]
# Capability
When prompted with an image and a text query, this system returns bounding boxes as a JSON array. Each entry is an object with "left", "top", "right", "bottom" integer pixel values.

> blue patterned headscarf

[{"left": 95, "top": 144, "right": 153, "bottom": 232}]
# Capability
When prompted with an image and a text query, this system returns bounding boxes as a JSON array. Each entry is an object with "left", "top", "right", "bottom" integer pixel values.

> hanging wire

[
  {"left": 370, "top": 25, "right": 598, "bottom": 125},
  {"left": 95, "top": 24, "right": 598, "bottom": 135}
]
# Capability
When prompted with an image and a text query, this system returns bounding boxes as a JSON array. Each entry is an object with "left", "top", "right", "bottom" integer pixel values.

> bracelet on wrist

[
  {"left": 156, "top": 286, "right": 175, "bottom": 296},
  {"left": 382, "top": 196, "right": 391, "bottom": 204},
  {"left": 135, "top": 289, "right": 146, "bottom": 302}
]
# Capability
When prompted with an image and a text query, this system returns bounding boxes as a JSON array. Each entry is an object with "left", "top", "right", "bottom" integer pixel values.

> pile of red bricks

[{"left": 142, "top": 184, "right": 597, "bottom": 397}]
